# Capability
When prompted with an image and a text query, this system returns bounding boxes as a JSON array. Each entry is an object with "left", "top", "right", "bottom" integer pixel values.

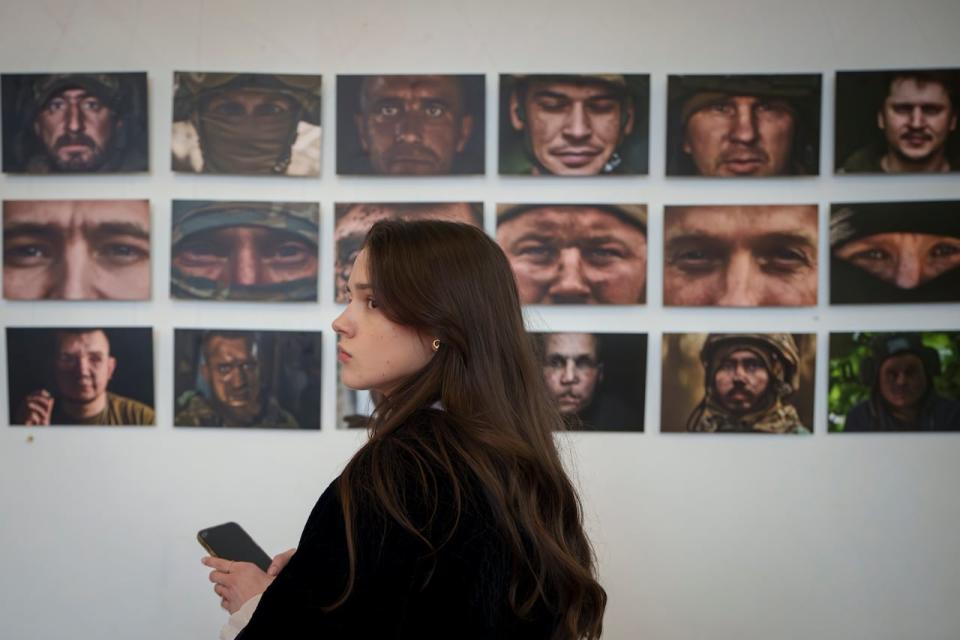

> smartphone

[{"left": 197, "top": 522, "right": 272, "bottom": 572}]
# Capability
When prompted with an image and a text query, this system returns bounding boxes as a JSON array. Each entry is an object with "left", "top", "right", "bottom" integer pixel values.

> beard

[{"left": 49, "top": 132, "right": 111, "bottom": 172}]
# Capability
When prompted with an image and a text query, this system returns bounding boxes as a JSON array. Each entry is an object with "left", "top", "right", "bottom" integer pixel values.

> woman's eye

[{"left": 366, "top": 298, "right": 378, "bottom": 310}]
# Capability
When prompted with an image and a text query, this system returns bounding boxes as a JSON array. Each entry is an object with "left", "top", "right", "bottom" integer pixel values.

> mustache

[
  {"left": 54, "top": 133, "right": 98, "bottom": 150},
  {"left": 722, "top": 383, "right": 757, "bottom": 403},
  {"left": 719, "top": 147, "right": 769, "bottom": 163},
  {"left": 385, "top": 143, "right": 440, "bottom": 163}
]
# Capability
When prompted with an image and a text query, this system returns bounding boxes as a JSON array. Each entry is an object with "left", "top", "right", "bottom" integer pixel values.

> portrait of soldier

[
  {"left": 661, "top": 333, "right": 815, "bottom": 434},
  {"left": 8, "top": 327, "right": 154, "bottom": 426},
  {"left": 830, "top": 332, "right": 960, "bottom": 432},
  {"left": 836, "top": 69, "right": 959, "bottom": 174},
  {"left": 666, "top": 74, "right": 821, "bottom": 177},
  {"left": 174, "top": 330, "right": 321, "bottom": 429},
  {"left": 663, "top": 204, "right": 818, "bottom": 307},
  {"left": 171, "top": 200, "right": 319, "bottom": 302},
  {"left": 4, "top": 199, "right": 150, "bottom": 300},
  {"left": 831, "top": 200, "right": 960, "bottom": 304},
  {"left": 499, "top": 74, "right": 648, "bottom": 176},
  {"left": 172, "top": 72, "right": 321, "bottom": 176},
  {"left": 1, "top": 72, "right": 148, "bottom": 174},
  {"left": 496, "top": 203, "right": 647, "bottom": 305},
  {"left": 535, "top": 332, "right": 646, "bottom": 432},
  {"left": 334, "top": 202, "right": 482, "bottom": 302},
  {"left": 337, "top": 74, "right": 485, "bottom": 175}
]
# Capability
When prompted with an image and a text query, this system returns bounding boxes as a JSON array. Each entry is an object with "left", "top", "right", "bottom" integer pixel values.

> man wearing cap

[
  {"left": 171, "top": 200, "right": 319, "bottom": 301},
  {"left": 840, "top": 70, "right": 958, "bottom": 174},
  {"left": 667, "top": 74, "right": 821, "bottom": 177},
  {"left": 830, "top": 200, "right": 960, "bottom": 304},
  {"left": 3, "top": 72, "right": 147, "bottom": 173},
  {"left": 686, "top": 333, "right": 809, "bottom": 434},
  {"left": 844, "top": 333, "right": 960, "bottom": 431},
  {"left": 496, "top": 204, "right": 647, "bottom": 305},
  {"left": 503, "top": 74, "right": 638, "bottom": 175},
  {"left": 172, "top": 72, "right": 321, "bottom": 175}
]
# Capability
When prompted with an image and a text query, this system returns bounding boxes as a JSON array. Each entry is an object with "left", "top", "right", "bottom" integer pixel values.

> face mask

[
  {"left": 831, "top": 256, "right": 960, "bottom": 304},
  {"left": 198, "top": 110, "right": 299, "bottom": 174}
]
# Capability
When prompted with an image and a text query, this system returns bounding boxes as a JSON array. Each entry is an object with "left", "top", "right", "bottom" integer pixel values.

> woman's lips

[{"left": 337, "top": 347, "right": 352, "bottom": 363}]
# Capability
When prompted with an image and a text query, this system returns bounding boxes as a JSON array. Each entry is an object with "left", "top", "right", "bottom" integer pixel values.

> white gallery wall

[{"left": 1, "top": 0, "right": 959, "bottom": 638}]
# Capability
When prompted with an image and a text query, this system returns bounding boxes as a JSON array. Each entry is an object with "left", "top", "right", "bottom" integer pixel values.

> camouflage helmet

[
  {"left": 173, "top": 72, "right": 321, "bottom": 124},
  {"left": 700, "top": 333, "right": 800, "bottom": 391},
  {"left": 23, "top": 73, "right": 131, "bottom": 116},
  {"left": 171, "top": 200, "right": 319, "bottom": 246},
  {"left": 170, "top": 200, "right": 319, "bottom": 301}
]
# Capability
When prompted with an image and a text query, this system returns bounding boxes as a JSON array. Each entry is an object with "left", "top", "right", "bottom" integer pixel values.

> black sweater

[{"left": 237, "top": 411, "right": 557, "bottom": 639}]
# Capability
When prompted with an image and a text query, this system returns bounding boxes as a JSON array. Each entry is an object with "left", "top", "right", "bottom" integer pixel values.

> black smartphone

[{"left": 197, "top": 522, "right": 272, "bottom": 572}]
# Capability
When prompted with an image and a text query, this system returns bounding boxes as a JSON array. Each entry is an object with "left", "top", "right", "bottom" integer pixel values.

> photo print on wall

[
  {"left": 3, "top": 199, "right": 151, "bottom": 301},
  {"left": 835, "top": 68, "right": 959, "bottom": 174},
  {"left": 172, "top": 71, "right": 321, "bottom": 176},
  {"left": 830, "top": 200, "right": 960, "bottom": 304},
  {"left": 661, "top": 333, "right": 816, "bottom": 434},
  {"left": 663, "top": 204, "right": 818, "bottom": 307},
  {"left": 498, "top": 73, "right": 649, "bottom": 176},
  {"left": 7, "top": 327, "right": 155, "bottom": 426},
  {"left": 171, "top": 200, "right": 319, "bottom": 302},
  {"left": 1, "top": 72, "right": 149, "bottom": 174},
  {"left": 533, "top": 332, "right": 647, "bottom": 431},
  {"left": 336, "top": 74, "right": 485, "bottom": 175},
  {"left": 173, "top": 329, "right": 321, "bottom": 429},
  {"left": 665, "top": 73, "right": 821, "bottom": 177},
  {"left": 496, "top": 203, "right": 647, "bottom": 305},
  {"left": 828, "top": 332, "right": 960, "bottom": 432}
]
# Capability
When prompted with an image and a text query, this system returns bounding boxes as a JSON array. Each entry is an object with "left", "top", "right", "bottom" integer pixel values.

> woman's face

[{"left": 332, "top": 250, "right": 434, "bottom": 396}]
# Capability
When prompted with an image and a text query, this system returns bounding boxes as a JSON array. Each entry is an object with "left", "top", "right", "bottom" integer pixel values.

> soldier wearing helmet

[
  {"left": 687, "top": 333, "right": 810, "bottom": 433},
  {"left": 501, "top": 73, "right": 648, "bottom": 175},
  {"left": 171, "top": 72, "right": 321, "bottom": 176},
  {"left": 844, "top": 333, "right": 960, "bottom": 431},
  {"left": 171, "top": 200, "right": 319, "bottom": 301},
  {"left": 666, "top": 74, "right": 821, "bottom": 177},
  {"left": 1, "top": 72, "right": 148, "bottom": 174}
]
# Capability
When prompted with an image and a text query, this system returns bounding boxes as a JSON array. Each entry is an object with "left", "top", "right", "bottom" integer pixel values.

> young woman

[{"left": 204, "top": 220, "right": 606, "bottom": 638}]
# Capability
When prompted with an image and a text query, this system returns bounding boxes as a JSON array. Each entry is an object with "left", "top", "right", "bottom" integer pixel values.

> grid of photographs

[{"left": 2, "top": 67, "right": 959, "bottom": 433}]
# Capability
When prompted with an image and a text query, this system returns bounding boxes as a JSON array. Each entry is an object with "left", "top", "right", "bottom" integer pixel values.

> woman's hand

[
  {"left": 202, "top": 556, "right": 274, "bottom": 614},
  {"left": 267, "top": 548, "right": 297, "bottom": 577}
]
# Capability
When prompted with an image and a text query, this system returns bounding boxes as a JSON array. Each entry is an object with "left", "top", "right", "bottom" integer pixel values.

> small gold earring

[{"left": 432, "top": 339, "right": 440, "bottom": 352}]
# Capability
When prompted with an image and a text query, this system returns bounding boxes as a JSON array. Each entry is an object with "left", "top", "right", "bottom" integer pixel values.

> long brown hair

[{"left": 335, "top": 220, "right": 606, "bottom": 639}]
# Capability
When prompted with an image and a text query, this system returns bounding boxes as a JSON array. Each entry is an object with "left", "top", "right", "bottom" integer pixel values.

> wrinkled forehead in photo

[
  {"left": 171, "top": 200, "right": 319, "bottom": 302},
  {"left": 3, "top": 199, "right": 151, "bottom": 301},
  {"left": 830, "top": 200, "right": 960, "bottom": 304},
  {"left": 1, "top": 72, "right": 149, "bottom": 174},
  {"left": 336, "top": 74, "right": 486, "bottom": 176},
  {"left": 333, "top": 202, "right": 482, "bottom": 303},
  {"left": 665, "top": 73, "right": 822, "bottom": 177},
  {"left": 498, "top": 73, "right": 649, "bottom": 176},
  {"left": 495, "top": 203, "right": 648, "bottom": 306},
  {"left": 172, "top": 71, "right": 322, "bottom": 176}
]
